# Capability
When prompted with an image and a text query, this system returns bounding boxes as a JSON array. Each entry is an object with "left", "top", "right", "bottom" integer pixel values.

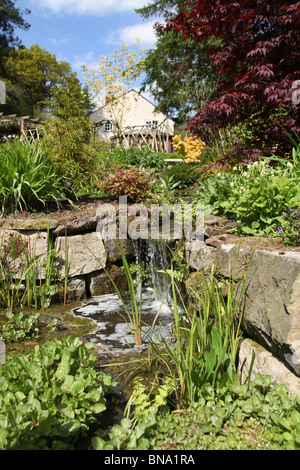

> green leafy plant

[
  {"left": 0, "top": 139, "right": 66, "bottom": 213},
  {"left": 144, "top": 255, "right": 248, "bottom": 407},
  {"left": 0, "top": 310, "right": 40, "bottom": 343},
  {"left": 278, "top": 206, "right": 300, "bottom": 247},
  {"left": 195, "top": 155, "right": 300, "bottom": 236},
  {"left": 92, "top": 374, "right": 300, "bottom": 451},
  {"left": 162, "top": 163, "right": 199, "bottom": 188},
  {"left": 0, "top": 337, "right": 115, "bottom": 450}
]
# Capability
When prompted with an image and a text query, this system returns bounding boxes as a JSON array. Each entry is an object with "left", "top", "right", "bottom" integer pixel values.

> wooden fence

[{"left": 0, "top": 113, "right": 43, "bottom": 141}]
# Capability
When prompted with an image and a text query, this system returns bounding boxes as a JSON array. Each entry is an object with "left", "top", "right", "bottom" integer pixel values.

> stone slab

[{"left": 56, "top": 232, "right": 107, "bottom": 278}]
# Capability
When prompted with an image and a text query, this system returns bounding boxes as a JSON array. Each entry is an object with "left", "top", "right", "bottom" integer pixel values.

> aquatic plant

[{"left": 0, "top": 337, "right": 115, "bottom": 450}]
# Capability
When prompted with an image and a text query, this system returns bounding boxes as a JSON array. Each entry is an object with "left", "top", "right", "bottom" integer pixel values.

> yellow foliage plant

[{"left": 172, "top": 134, "right": 206, "bottom": 164}]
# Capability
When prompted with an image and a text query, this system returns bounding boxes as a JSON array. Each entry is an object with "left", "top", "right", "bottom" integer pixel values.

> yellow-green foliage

[
  {"left": 82, "top": 40, "right": 145, "bottom": 107},
  {"left": 172, "top": 134, "right": 206, "bottom": 164}
]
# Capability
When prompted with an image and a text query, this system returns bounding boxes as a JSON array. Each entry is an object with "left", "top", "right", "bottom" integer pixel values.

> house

[{"left": 89, "top": 89, "right": 175, "bottom": 152}]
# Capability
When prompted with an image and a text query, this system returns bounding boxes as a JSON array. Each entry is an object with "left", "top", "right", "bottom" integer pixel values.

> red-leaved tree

[{"left": 165, "top": 0, "right": 300, "bottom": 163}]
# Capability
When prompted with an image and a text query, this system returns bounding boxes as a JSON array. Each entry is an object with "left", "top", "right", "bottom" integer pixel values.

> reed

[
  {"left": 0, "top": 226, "right": 60, "bottom": 312},
  {"left": 140, "top": 244, "right": 251, "bottom": 407},
  {"left": 86, "top": 239, "right": 144, "bottom": 347}
]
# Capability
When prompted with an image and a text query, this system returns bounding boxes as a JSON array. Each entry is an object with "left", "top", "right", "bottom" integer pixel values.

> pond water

[
  {"left": 73, "top": 288, "right": 175, "bottom": 359},
  {"left": 73, "top": 239, "right": 177, "bottom": 359}
]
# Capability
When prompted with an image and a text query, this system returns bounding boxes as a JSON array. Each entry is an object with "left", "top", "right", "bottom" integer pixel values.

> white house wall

[{"left": 90, "top": 90, "right": 175, "bottom": 141}]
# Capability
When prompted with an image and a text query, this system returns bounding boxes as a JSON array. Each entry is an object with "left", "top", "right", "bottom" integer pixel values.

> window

[
  {"left": 145, "top": 120, "right": 159, "bottom": 128},
  {"left": 104, "top": 122, "right": 113, "bottom": 132}
]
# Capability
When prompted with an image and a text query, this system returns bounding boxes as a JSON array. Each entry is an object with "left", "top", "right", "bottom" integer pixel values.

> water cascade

[{"left": 73, "top": 239, "right": 175, "bottom": 358}]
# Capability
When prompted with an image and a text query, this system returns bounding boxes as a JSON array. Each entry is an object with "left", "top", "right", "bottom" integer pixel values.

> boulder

[
  {"left": 0, "top": 218, "right": 58, "bottom": 231},
  {"left": 238, "top": 339, "right": 300, "bottom": 398},
  {"left": 0, "top": 229, "right": 49, "bottom": 280},
  {"left": 52, "top": 210, "right": 97, "bottom": 235},
  {"left": 186, "top": 240, "right": 216, "bottom": 273},
  {"left": 215, "top": 243, "right": 253, "bottom": 280},
  {"left": 56, "top": 232, "right": 107, "bottom": 278},
  {"left": 242, "top": 250, "right": 300, "bottom": 376},
  {"left": 88, "top": 265, "right": 128, "bottom": 297},
  {"left": 66, "top": 276, "right": 87, "bottom": 301},
  {"left": 103, "top": 237, "right": 135, "bottom": 263},
  {"left": 205, "top": 233, "right": 239, "bottom": 248}
]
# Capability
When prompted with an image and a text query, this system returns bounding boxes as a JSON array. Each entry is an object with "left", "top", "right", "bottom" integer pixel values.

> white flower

[
  {"left": 230, "top": 181, "right": 234, "bottom": 187},
  {"left": 287, "top": 162, "right": 293, "bottom": 168}
]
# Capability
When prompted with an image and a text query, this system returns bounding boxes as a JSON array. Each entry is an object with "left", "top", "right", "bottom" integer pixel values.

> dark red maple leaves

[{"left": 165, "top": 0, "right": 300, "bottom": 158}]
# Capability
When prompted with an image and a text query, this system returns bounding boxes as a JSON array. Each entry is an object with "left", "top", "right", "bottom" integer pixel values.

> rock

[
  {"left": 52, "top": 210, "right": 97, "bottom": 235},
  {"left": 66, "top": 276, "right": 87, "bottom": 301},
  {"left": 215, "top": 243, "right": 253, "bottom": 280},
  {"left": 56, "top": 232, "right": 107, "bottom": 278},
  {"left": 0, "top": 229, "right": 49, "bottom": 280},
  {"left": 186, "top": 241, "right": 216, "bottom": 273},
  {"left": 0, "top": 218, "right": 58, "bottom": 231},
  {"left": 103, "top": 237, "right": 135, "bottom": 263},
  {"left": 238, "top": 339, "right": 300, "bottom": 398},
  {"left": 205, "top": 233, "right": 239, "bottom": 247},
  {"left": 204, "top": 225, "right": 227, "bottom": 238},
  {"left": 241, "top": 250, "right": 300, "bottom": 376},
  {"left": 88, "top": 265, "right": 128, "bottom": 296},
  {"left": 204, "top": 215, "right": 231, "bottom": 226}
]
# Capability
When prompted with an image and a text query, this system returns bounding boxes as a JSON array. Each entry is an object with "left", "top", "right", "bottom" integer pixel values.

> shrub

[
  {"left": 172, "top": 134, "right": 206, "bottom": 164},
  {"left": 99, "top": 147, "right": 167, "bottom": 172},
  {"left": 42, "top": 77, "right": 101, "bottom": 192},
  {"left": 195, "top": 156, "right": 300, "bottom": 236},
  {"left": 0, "top": 140, "right": 66, "bottom": 213},
  {"left": 96, "top": 165, "right": 153, "bottom": 202},
  {"left": 162, "top": 163, "right": 199, "bottom": 188}
]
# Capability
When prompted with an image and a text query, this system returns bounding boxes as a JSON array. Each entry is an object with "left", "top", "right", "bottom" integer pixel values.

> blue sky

[{"left": 16, "top": 0, "right": 160, "bottom": 90}]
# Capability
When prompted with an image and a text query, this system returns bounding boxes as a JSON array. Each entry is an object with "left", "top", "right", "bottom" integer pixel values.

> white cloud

[
  {"left": 117, "top": 21, "right": 158, "bottom": 49},
  {"left": 72, "top": 51, "right": 99, "bottom": 72},
  {"left": 48, "top": 36, "right": 74, "bottom": 46},
  {"left": 26, "top": 0, "right": 146, "bottom": 16},
  {"left": 106, "top": 19, "right": 162, "bottom": 50}
]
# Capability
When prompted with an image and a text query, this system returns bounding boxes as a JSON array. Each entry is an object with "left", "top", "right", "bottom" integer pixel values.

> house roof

[{"left": 89, "top": 89, "right": 175, "bottom": 123}]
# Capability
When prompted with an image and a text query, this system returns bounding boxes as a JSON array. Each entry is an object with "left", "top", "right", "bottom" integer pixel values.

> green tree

[
  {"left": 136, "top": 0, "right": 217, "bottom": 123},
  {"left": 42, "top": 75, "right": 100, "bottom": 191},
  {"left": 0, "top": 0, "right": 30, "bottom": 76},
  {"left": 5, "top": 44, "right": 75, "bottom": 117},
  {"left": 141, "top": 30, "right": 218, "bottom": 123}
]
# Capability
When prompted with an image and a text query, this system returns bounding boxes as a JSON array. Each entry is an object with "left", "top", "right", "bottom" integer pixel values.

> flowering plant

[{"left": 172, "top": 134, "right": 206, "bottom": 164}]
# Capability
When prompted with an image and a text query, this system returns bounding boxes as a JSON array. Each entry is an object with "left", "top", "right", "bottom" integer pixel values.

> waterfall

[
  {"left": 133, "top": 239, "right": 172, "bottom": 313},
  {"left": 73, "top": 238, "right": 174, "bottom": 356}
]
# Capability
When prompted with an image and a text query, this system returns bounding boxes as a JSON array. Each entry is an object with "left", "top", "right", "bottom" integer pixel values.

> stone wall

[
  {"left": 1, "top": 209, "right": 299, "bottom": 397},
  {"left": 185, "top": 215, "right": 300, "bottom": 397}
]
